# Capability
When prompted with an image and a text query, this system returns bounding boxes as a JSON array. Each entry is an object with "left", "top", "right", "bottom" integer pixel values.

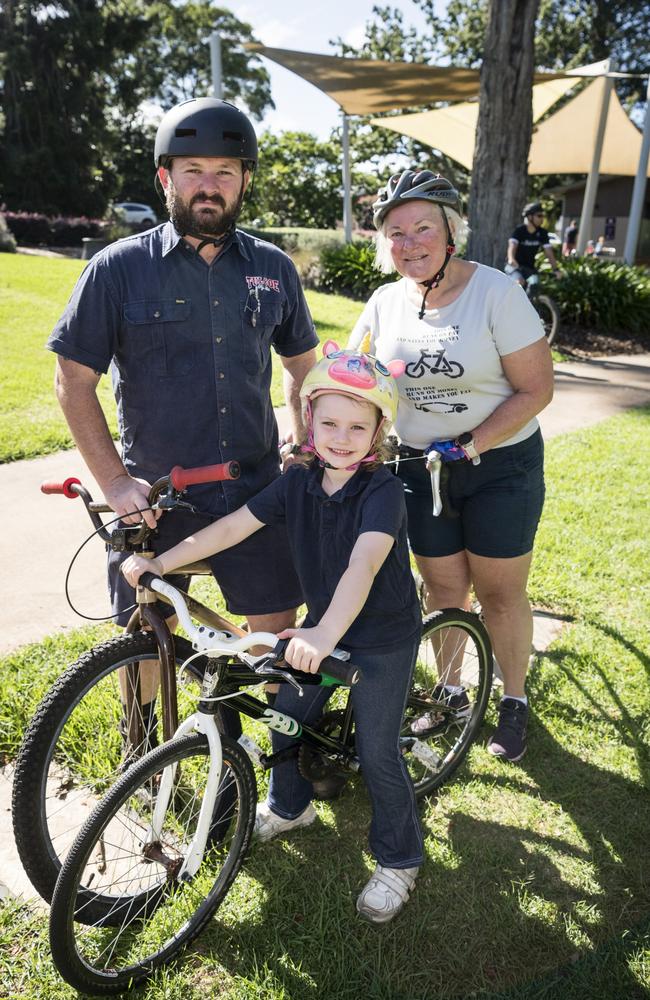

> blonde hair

[{"left": 374, "top": 205, "right": 470, "bottom": 274}]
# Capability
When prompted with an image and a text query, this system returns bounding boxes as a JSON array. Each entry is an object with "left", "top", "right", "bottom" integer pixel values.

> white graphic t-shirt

[{"left": 348, "top": 264, "right": 545, "bottom": 450}]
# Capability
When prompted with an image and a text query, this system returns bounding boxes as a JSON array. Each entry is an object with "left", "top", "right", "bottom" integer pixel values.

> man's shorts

[
  {"left": 397, "top": 430, "right": 545, "bottom": 560},
  {"left": 107, "top": 506, "right": 303, "bottom": 627}
]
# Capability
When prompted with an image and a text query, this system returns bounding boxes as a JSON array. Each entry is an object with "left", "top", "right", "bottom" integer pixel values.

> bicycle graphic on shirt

[{"left": 405, "top": 349, "right": 464, "bottom": 379}]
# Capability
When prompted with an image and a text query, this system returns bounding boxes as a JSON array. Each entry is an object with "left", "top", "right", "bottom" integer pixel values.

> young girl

[{"left": 122, "top": 341, "right": 424, "bottom": 924}]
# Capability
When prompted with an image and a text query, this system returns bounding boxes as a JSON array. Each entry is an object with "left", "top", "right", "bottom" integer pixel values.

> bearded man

[{"left": 48, "top": 99, "right": 317, "bottom": 738}]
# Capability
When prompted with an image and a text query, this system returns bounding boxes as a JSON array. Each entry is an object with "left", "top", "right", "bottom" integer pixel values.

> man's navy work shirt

[
  {"left": 509, "top": 224, "right": 550, "bottom": 271},
  {"left": 247, "top": 463, "right": 422, "bottom": 653},
  {"left": 47, "top": 223, "right": 319, "bottom": 514}
]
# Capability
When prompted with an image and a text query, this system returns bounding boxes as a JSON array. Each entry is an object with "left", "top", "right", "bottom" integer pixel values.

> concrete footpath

[{"left": 1, "top": 353, "right": 650, "bottom": 904}]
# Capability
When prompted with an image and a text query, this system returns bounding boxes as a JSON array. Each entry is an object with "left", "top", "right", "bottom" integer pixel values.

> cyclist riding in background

[{"left": 505, "top": 202, "right": 562, "bottom": 285}]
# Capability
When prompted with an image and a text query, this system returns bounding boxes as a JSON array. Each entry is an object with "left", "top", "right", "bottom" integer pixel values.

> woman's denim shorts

[{"left": 397, "top": 429, "right": 545, "bottom": 559}]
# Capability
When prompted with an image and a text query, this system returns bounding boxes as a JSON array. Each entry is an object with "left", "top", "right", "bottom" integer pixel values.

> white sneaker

[
  {"left": 253, "top": 800, "right": 317, "bottom": 843},
  {"left": 356, "top": 865, "right": 419, "bottom": 924}
]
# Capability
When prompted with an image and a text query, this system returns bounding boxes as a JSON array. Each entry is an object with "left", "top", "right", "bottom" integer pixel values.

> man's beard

[{"left": 166, "top": 186, "right": 242, "bottom": 239}]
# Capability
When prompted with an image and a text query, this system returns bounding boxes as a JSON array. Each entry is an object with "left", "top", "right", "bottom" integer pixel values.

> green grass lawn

[
  {"left": 0, "top": 254, "right": 363, "bottom": 463},
  {"left": 1, "top": 409, "right": 649, "bottom": 999}
]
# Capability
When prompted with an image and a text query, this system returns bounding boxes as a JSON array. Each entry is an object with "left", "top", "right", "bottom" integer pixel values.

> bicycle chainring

[{"left": 297, "top": 710, "right": 349, "bottom": 792}]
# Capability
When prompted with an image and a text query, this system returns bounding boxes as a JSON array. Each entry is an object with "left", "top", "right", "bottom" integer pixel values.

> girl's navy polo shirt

[{"left": 247, "top": 463, "right": 421, "bottom": 653}]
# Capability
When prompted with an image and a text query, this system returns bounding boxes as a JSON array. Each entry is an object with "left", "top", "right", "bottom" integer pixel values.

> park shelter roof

[
  {"left": 245, "top": 43, "right": 583, "bottom": 115},
  {"left": 371, "top": 75, "right": 649, "bottom": 177},
  {"left": 368, "top": 77, "right": 580, "bottom": 169}
]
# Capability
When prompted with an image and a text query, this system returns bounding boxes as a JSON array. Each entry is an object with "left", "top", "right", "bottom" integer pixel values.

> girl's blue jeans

[{"left": 267, "top": 634, "right": 424, "bottom": 870}]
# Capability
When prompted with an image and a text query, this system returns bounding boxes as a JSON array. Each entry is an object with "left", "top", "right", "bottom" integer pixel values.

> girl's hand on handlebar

[
  {"left": 105, "top": 474, "right": 161, "bottom": 529},
  {"left": 121, "top": 554, "right": 163, "bottom": 588},
  {"left": 276, "top": 626, "right": 336, "bottom": 674}
]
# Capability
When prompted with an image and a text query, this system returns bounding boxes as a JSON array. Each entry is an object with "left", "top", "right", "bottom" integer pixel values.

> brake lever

[
  {"left": 248, "top": 656, "right": 304, "bottom": 695},
  {"left": 156, "top": 495, "right": 197, "bottom": 512}
]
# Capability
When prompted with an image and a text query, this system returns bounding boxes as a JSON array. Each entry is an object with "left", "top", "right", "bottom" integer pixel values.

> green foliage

[
  {"left": 541, "top": 258, "right": 650, "bottom": 334},
  {"left": 141, "top": 2, "right": 271, "bottom": 116},
  {"left": 318, "top": 240, "right": 399, "bottom": 300},
  {"left": 243, "top": 131, "right": 345, "bottom": 229},
  {"left": 0, "top": 2, "right": 272, "bottom": 217}
]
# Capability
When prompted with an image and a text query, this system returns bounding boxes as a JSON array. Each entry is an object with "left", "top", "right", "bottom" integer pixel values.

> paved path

[{"left": 1, "top": 353, "right": 649, "bottom": 905}]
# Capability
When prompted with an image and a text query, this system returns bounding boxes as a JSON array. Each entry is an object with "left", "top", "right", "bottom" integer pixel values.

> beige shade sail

[
  {"left": 528, "top": 76, "right": 650, "bottom": 176},
  {"left": 370, "top": 77, "right": 581, "bottom": 169},
  {"left": 245, "top": 43, "right": 574, "bottom": 115},
  {"left": 371, "top": 76, "right": 649, "bottom": 177}
]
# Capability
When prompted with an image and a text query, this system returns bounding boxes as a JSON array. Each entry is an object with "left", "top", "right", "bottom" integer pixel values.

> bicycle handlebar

[
  {"left": 40, "top": 477, "right": 83, "bottom": 498},
  {"left": 139, "top": 572, "right": 360, "bottom": 687},
  {"left": 40, "top": 462, "right": 242, "bottom": 547},
  {"left": 170, "top": 462, "right": 240, "bottom": 490}
]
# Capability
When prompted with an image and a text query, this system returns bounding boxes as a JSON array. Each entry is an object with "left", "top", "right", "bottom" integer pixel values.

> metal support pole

[
  {"left": 210, "top": 32, "right": 223, "bottom": 100},
  {"left": 623, "top": 72, "right": 650, "bottom": 265},
  {"left": 342, "top": 113, "right": 353, "bottom": 243},
  {"left": 576, "top": 63, "right": 614, "bottom": 255}
]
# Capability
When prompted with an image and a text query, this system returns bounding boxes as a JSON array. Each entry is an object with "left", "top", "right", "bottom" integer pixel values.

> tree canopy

[{"left": 0, "top": 0, "right": 272, "bottom": 216}]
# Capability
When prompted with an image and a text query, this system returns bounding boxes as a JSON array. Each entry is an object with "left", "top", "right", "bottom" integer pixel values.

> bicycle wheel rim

[
  {"left": 402, "top": 609, "right": 493, "bottom": 797},
  {"left": 536, "top": 296, "right": 558, "bottom": 346},
  {"left": 12, "top": 631, "right": 205, "bottom": 906},
  {"left": 50, "top": 733, "right": 255, "bottom": 994}
]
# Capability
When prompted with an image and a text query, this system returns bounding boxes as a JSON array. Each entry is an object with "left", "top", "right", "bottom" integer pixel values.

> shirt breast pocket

[
  {"left": 123, "top": 299, "right": 194, "bottom": 377},
  {"left": 239, "top": 297, "right": 283, "bottom": 375}
]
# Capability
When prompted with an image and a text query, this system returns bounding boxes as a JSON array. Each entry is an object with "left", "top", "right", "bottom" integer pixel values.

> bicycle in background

[{"left": 505, "top": 264, "right": 560, "bottom": 347}]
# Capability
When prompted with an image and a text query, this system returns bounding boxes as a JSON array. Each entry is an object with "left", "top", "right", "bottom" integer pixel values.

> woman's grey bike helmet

[
  {"left": 373, "top": 170, "right": 461, "bottom": 318},
  {"left": 372, "top": 170, "right": 460, "bottom": 229}
]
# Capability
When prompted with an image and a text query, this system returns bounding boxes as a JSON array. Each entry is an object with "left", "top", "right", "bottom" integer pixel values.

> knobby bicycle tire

[
  {"left": 12, "top": 630, "right": 215, "bottom": 908},
  {"left": 536, "top": 294, "right": 559, "bottom": 347},
  {"left": 403, "top": 608, "right": 493, "bottom": 797},
  {"left": 50, "top": 733, "right": 256, "bottom": 995}
]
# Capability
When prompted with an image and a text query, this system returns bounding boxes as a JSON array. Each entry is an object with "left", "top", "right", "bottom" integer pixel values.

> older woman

[{"left": 348, "top": 170, "right": 554, "bottom": 763}]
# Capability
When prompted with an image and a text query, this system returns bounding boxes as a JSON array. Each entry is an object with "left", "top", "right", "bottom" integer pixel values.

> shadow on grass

[{"left": 188, "top": 692, "right": 649, "bottom": 1000}]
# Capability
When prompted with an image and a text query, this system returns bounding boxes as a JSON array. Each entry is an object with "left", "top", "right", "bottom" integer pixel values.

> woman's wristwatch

[{"left": 455, "top": 432, "right": 481, "bottom": 465}]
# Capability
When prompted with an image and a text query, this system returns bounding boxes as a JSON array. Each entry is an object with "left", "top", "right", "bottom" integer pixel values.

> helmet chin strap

[
  {"left": 418, "top": 209, "right": 456, "bottom": 320},
  {"left": 194, "top": 225, "right": 235, "bottom": 254}
]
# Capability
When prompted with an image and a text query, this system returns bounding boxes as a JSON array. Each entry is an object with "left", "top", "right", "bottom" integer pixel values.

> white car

[{"left": 113, "top": 202, "right": 158, "bottom": 226}]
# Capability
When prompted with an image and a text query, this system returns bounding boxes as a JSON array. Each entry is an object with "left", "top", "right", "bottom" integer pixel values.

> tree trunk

[{"left": 467, "top": 0, "right": 540, "bottom": 267}]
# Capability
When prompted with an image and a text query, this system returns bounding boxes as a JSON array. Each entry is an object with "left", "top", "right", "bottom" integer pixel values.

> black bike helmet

[
  {"left": 522, "top": 201, "right": 543, "bottom": 218},
  {"left": 154, "top": 98, "right": 258, "bottom": 171},
  {"left": 372, "top": 170, "right": 461, "bottom": 230}
]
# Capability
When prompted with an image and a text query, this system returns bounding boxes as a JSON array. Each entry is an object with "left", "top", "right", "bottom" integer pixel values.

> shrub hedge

[
  {"left": 318, "top": 240, "right": 399, "bottom": 299},
  {"left": 3, "top": 211, "right": 104, "bottom": 247},
  {"left": 539, "top": 257, "right": 650, "bottom": 335}
]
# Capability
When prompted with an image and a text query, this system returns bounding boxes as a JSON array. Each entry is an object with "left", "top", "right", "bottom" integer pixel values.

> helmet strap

[{"left": 418, "top": 210, "right": 455, "bottom": 320}]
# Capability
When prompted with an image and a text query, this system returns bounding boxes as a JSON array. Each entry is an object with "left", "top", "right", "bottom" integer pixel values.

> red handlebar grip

[
  {"left": 170, "top": 462, "right": 240, "bottom": 490},
  {"left": 41, "top": 477, "right": 82, "bottom": 499}
]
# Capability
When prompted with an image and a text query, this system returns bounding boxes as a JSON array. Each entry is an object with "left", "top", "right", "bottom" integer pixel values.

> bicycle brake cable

[{"left": 63, "top": 506, "right": 158, "bottom": 622}]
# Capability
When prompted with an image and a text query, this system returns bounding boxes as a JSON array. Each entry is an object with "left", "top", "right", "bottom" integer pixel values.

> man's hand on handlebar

[
  {"left": 121, "top": 554, "right": 163, "bottom": 588},
  {"left": 105, "top": 474, "right": 161, "bottom": 530},
  {"left": 276, "top": 625, "right": 337, "bottom": 674}
]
